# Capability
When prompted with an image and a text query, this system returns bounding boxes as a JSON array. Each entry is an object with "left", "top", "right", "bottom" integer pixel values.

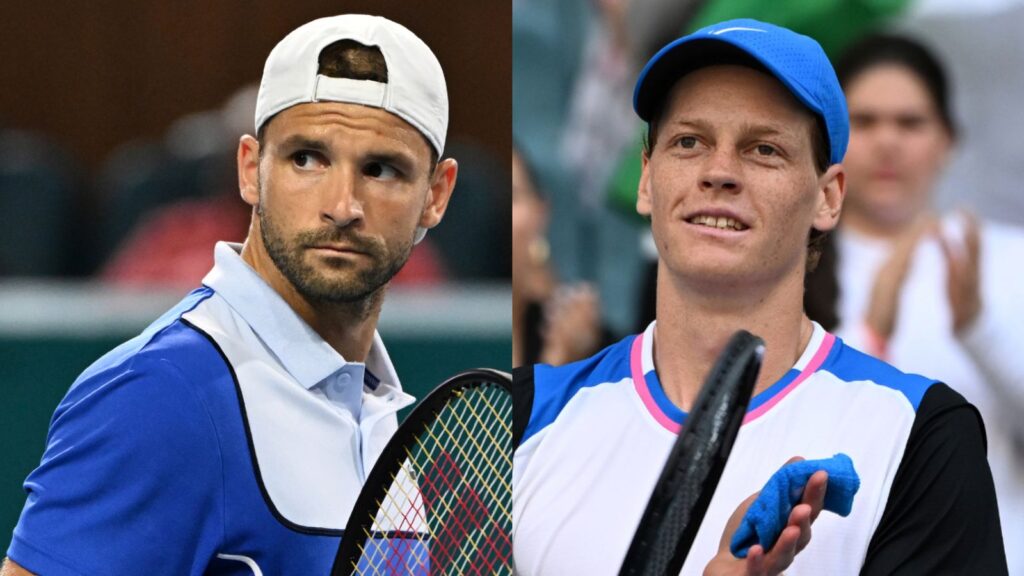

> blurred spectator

[
  {"left": 821, "top": 34, "right": 1024, "bottom": 571},
  {"left": 513, "top": 147, "right": 609, "bottom": 367},
  {"left": 513, "top": 0, "right": 591, "bottom": 283},
  {"left": 426, "top": 139, "right": 511, "bottom": 281},
  {"left": 0, "top": 130, "right": 80, "bottom": 277}
]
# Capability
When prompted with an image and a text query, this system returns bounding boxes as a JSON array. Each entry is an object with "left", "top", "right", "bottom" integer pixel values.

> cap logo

[{"left": 710, "top": 27, "right": 765, "bottom": 35}]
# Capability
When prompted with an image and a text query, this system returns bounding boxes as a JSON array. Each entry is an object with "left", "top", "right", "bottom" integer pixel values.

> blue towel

[{"left": 730, "top": 453, "right": 860, "bottom": 558}]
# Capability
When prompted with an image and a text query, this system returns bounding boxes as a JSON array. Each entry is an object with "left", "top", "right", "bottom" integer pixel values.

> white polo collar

[{"left": 201, "top": 241, "right": 406, "bottom": 401}]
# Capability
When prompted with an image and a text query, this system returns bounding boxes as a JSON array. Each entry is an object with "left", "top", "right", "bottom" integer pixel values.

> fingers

[
  {"left": 895, "top": 214, "right": 936, "bottom": 256},
  {"left": 789, "top": 503, "right": 814, "bottom": 553},
  {"left": 936, "top": 211, "right": 983, "bottom": 333},
  {"left": 938, "top": 210, "right": 981, "bottom": 269},
  {"left": 866, "top": 219, "right": 932, "bottom": 338},
  {"left": 745, "top": 545, "right": 766, "bottom": 575},
  {"left": 546, "top": 283, "right": 599, "bottom": 322},
  {"left": 539, "top": 282, "right": 602, "bottom": 365},
  {"left": 962, "top": 210, "right": 981, "bottom": 274},
  {"left": 802, "top": 470, "right": 828, "bottom": 522},
  {"left": 753, "top": 470, "right": 825, "bottom": 573},
  {"left": 936, "top": 227, "right": 958, "bottom": 271},
  {"left": 760, "top": 525, "right": 801, "bottom": 574}
]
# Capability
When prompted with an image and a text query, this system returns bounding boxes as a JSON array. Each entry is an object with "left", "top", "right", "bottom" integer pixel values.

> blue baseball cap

[{"left": 633, "top": 19, "right": 848, "bottom": 165}]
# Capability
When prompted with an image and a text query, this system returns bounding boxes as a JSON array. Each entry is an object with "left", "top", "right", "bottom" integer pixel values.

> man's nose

[
  {"left": 699, "top": 147, "right": 742, "bottom": 193},
  {"left": 322, "top": 168, "right": 365, "bottom": 226}
]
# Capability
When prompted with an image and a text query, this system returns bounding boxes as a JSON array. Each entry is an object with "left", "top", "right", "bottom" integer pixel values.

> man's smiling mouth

[{"left": 686, "top": 214, "right": 750, "bottom": 231}]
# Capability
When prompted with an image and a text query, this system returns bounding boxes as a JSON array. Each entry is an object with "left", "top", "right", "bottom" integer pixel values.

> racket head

[
  {"left": 331, "top": 368, "right": 514, "bottom": 576},
  {"left": 619, "top": 330, "right": 764, "bottom": 576}
]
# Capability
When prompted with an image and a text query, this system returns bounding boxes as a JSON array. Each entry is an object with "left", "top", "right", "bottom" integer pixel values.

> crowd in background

[{"left": 514, "top": 0, "right": 1024, "bottom": 572}]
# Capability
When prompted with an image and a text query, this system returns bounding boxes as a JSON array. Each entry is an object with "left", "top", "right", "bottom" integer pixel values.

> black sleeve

[
  {"left": 512, "top": 366, "right": 536, "bottom": 448},
  {"left": 861, "top": 383, "right": 1008, "bottom": 575}
]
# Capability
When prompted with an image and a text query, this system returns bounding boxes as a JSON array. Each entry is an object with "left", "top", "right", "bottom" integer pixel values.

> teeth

[{"left": 688, "top": 214, "right": 747, "bottom": 230}]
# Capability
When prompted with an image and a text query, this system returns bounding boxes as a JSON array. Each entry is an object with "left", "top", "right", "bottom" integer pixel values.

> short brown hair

[{"left": 258, "top": 40, "right": 437, "bottom": 168}]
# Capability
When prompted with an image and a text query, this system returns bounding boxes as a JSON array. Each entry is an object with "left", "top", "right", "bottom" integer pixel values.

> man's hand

[
  {"left": 703, "top": 469, "right": 829, "bottom": 576},
  {"left": 540, "top": 283, "right": 602, "bottom": 365},
  {"left": 937, "top": 211, "right": 982, "bottom": 334}
]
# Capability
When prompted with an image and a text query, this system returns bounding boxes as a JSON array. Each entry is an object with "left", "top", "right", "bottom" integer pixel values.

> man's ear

[
  {"left": 637, "top": 152, "right": 653, "bottom": 218},
  {"left": 418, "top": 158, "right": 458, "bottom": 230},
  {"left": 812, "top": 163, "right": 845, "bottom": 232},
  {"left": 238, "top": 135, "right": 261, "bottom": 208}
]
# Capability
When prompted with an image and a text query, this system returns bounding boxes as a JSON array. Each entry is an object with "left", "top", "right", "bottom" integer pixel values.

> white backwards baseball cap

[{"left": 254, "top": 14, "right": 448, "bottom": 156}]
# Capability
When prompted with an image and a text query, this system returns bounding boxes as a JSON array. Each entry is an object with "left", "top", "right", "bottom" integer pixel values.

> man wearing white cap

[{"left": 3, "top": 15, "right": 456, "bottom": 576}]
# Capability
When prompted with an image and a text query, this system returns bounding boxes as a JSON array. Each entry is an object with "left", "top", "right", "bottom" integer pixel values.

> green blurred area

[{"left": 0, "top": 332, "right": 509, "bottom": 547}]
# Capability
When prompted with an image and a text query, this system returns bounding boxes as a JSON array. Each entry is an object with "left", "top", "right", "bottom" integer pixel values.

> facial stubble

[{"left": 257, "top": 191, "right": 415, "bottom": 309}]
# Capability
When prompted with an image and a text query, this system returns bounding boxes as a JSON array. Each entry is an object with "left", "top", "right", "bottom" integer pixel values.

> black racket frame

[{"left": 619, "top": 330, "right": 764, "bottom": 576}]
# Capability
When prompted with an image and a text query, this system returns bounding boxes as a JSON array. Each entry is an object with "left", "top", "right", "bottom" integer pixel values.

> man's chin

[{"left": 298, "top": 281, "right": 382, "bottom": 305}]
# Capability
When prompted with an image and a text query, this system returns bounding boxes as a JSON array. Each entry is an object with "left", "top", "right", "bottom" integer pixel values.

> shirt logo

[{"left": 710, "top": 27, "right": 766, "bottom": 35}]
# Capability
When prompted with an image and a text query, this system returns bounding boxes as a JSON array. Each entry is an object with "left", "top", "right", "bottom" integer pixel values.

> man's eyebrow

[
  {"left": 365, "top": 150, "right": 417, "bottom": 172},
  {"left": 666, "top": 117, "right": 714, "bottom": 132},
  {"left": 276, "top": 135, "right": 330, "bottom": 153},
  {"left": 737, "top": 122, "right": 797, "bottom": 139},
  {"left": 668, "top": 118, "right": 800, "bottom": 140}
]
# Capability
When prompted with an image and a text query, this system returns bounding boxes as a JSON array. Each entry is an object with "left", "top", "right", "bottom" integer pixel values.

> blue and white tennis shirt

[
  {"left": 513, "top": 321, "right": 1005, "bottom": 574},
  {"left": 9, "top": 242, "right": 415, "bottom": 576}
]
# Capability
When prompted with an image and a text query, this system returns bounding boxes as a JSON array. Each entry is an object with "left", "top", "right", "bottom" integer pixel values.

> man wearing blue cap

[{"left": 512, "top": 19, "right": 1005, "bottom": 575}]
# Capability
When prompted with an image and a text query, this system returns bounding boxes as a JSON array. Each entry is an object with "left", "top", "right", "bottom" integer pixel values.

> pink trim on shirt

[
  {"left": 630, "top": 333, "right": 682, "bottom": 433},
  {"left": 742, "top": 333, "right": 836, "bottom": 425}
]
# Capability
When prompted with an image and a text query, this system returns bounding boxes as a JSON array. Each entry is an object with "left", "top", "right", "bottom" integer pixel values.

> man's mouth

[{"left": 686, "top": 214, "right": 749, "bottom": 231}]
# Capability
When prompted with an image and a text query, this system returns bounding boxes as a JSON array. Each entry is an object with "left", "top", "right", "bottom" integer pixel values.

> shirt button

[{"left": 338, "top": 373, "right": 351, "bottom": 384}]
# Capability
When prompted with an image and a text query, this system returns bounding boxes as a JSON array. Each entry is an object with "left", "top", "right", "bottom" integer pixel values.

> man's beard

[{"left": 258, "top": 204, "right": 414, "bottom": 305}]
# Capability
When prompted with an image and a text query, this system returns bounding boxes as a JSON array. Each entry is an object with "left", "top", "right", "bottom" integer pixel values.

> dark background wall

[{"left": 0, "top": 1, "right": 510, "bottom": 172}]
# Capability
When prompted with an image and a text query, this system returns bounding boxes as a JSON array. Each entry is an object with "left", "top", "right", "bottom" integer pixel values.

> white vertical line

[{"left": 216, "top": 553, "right": 264, "bottom": 576}]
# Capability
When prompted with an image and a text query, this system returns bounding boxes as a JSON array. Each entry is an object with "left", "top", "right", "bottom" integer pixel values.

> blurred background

[
  {"left": 0, "top": 1, "right": 510, "bottom": 544},
  {"left": 514, "top": 0, "right": 1024, "bottom": 335},
  {"left": 514, "top": 0, "right": 1024, "bottom": 571}
]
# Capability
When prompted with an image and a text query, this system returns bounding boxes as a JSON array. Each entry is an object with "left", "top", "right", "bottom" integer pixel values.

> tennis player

[
  {"left": 3, "top": 15, "right": 456, "bottom": 576},
  {"left": 513, "top": 19, "right": 1006, "bottom": 575}
]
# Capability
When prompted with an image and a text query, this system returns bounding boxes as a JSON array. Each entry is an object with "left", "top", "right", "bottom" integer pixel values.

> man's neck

[
  {"left": 652, "top": 264, "right": 812, "bottom": 412},
  {"left": 240, "top": 237, "right": 383, "bottom": 363}
]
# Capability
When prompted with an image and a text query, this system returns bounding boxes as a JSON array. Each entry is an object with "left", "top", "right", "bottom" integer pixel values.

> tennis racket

[
  {"left": 619, "top": 330, "right": 764, "bottom": 575},
  {"left": 331, "top": 368, "right": 514, "bottom": 576}
]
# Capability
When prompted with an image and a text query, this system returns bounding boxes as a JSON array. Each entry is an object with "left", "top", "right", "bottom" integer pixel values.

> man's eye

[
  {"left": 756, "top": 144, "right": 778, "bottom": 156},
  {"left": 364, "top": 162, "right": 400, "bottom": 180},
  {"left": 292, "top": 151, "right": 322, "bottom": 169},
  {"left": 678, "top": 136, "right": 698, "bottom": 149}
]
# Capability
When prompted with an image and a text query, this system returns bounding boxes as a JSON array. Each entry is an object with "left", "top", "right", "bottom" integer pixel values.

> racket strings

[
  {"left": 415, "top": 387, "right": 512, "bottom": 573},
  {"left": 430, "top": 394, "right": 513, "bottom": 516},
  {"left": 349, "top": 382, "right": 513, "bottom": 575}
]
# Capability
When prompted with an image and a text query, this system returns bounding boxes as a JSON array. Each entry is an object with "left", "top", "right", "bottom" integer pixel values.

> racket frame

[
  {"left": 618, "top": 331, "right": 764, "bottom": 576},
  {"left": 331, "top": 368, "right": 513, "bottom": 576}
]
